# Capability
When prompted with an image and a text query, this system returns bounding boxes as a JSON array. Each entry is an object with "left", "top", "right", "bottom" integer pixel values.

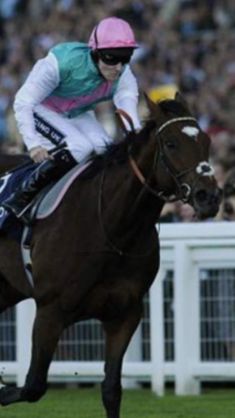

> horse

[
  {"left": 0, "top": 153, "right": 30, "bottom": 174},
  {"left": 0, "top": 93, "right": 220, "bottom": 418}
]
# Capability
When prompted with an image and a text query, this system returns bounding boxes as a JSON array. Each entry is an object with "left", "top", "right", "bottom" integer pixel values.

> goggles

[{"left": 98, "top": 49, "right": 133, "bottom": 66}]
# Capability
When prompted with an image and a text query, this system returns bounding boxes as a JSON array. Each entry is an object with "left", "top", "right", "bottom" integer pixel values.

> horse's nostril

[
  {"left": 195, "top": 189, "right": 208, "bottom": 203},
  {"left": 195, "top": 188, "right": 221, "bottom": 208}
]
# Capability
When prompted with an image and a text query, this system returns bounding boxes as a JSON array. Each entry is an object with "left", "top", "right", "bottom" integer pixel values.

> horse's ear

[
  {"left": 143, "top": 92, "right": 163, "bottom": 118},
  {"left": 175, "top": 91, "right": 191, "bottom": 113}
]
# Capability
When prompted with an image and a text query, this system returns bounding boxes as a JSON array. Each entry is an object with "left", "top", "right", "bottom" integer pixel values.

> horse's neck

[
  {"left": 133, "top": 134, "right": 159, "bottom": 184},
  {"left": 104, "top": 160, "right": 164, "bottom": 230}
]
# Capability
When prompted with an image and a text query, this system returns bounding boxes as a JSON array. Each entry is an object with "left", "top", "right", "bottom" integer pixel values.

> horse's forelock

[{"left": 159, "top": 99, "right": 189, "bottom": 117}]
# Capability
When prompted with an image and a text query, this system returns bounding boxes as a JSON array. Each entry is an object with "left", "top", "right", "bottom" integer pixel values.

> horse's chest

[{"left": 91, "top": 256, "right": 158, "bottom": 320}]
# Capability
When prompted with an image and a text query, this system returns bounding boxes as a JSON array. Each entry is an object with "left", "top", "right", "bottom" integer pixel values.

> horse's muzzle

[{"left": 192, "top": 186, "right": 222, "bottom": 220}]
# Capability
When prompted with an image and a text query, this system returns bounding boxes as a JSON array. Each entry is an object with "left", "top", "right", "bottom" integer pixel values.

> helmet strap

[{"left": 94, "top": 24, "right": 99, "bottom": 49}]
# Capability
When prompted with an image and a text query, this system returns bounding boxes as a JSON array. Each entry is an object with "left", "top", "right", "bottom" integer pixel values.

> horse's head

[{"left": 138, "top": 92, "right": 221, "bottom": 219}]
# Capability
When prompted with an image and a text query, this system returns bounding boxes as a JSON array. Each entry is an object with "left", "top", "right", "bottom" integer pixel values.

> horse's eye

[{"left": 165, "top": 140, "right": 176, "bottom": 149}]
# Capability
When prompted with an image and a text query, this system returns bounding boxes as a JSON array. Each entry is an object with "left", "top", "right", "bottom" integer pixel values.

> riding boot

[{"left": 2, "top": 149, "right": 77, "bottom": 222}]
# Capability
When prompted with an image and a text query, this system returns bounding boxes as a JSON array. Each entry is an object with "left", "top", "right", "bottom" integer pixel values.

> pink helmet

[{"left": 88, "top": 17, "right": 138, "bottom": 50}]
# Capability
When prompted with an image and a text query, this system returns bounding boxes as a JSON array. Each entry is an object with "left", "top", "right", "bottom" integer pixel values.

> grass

[{"left": 1, "top": 387, "right": 235, "bottom": 418}]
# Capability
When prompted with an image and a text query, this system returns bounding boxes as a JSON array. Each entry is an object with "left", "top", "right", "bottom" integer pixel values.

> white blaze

[{"left": 182, "top": 126, "right": 199, "bottom": 139}]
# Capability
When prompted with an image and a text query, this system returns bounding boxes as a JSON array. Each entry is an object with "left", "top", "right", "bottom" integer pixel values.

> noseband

[{"left": 129, "top": 116, "right": 210, "bottom": 203}]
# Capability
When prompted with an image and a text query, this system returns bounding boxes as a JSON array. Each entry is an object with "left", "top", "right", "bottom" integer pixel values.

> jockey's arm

[
  {"left": 13, "top": 53, "right": 59, "bottom": 153},
  {"left": 113, "top": 66, "right": 142, "bottom": 132}
]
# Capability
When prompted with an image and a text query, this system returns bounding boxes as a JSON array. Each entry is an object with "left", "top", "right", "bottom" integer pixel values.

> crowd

[{"left": 0, "top": 0, "right": 235, "bottom": 221}]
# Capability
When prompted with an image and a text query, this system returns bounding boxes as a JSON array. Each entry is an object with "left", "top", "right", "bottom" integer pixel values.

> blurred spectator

[
  {"left": 0, "top": 0, "right": 22, "bottom": 20},
  {"left": 160, "top": 201, "right": 195, "bottom": 222},
  {"left": 0, "top": 0, "right": 234, "bottom": 223},
  {"left": 216, "top": 168, "right": 235, "bottom": 221}
]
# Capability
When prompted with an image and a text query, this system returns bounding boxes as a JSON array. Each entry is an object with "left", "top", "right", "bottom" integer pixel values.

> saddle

[{"left": 0, "top": 161, "right": 90, "bottom": 241}]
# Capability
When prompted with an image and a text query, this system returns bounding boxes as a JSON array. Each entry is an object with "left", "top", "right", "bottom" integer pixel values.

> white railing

[
  {"left": 153, "top": 221, "right": 235, "bottom": 395},
  {"left": 1, "top": 222, "right": 235, "bottom": 395}
]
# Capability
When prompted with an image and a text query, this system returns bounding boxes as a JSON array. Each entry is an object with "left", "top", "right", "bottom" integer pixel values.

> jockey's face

[
  {"left": 98, "top": 59, "right": 123, "bottom": 81},
  {"left": 95, "top": 48, "right": 133, "bottom": 81}
]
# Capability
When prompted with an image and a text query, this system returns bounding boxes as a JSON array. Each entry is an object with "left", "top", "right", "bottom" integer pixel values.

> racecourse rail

[{"left": 1, "top": 222, "right": 235, "bottom": 395}]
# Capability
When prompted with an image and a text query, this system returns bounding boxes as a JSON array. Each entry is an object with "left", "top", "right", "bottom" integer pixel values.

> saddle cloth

[
  {"left": 0, "top": 161, "right": 90, "bottom": 242},
  {"left": 0, "top": 163, "right": 36, "bottom": 240},
  {"left": 36, "top": 162, "right": 90, "bottom": 219}
]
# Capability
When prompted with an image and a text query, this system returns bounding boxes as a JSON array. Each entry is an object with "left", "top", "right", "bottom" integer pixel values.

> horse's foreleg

[
  {"left": 0, "top": 273, "right": 27, "bottom": 313},
  {"left": 0, "top": 303, "right": 64, "bottom": 406},
  {"left": 102, "top": 306, "right": 142, "bottom": 418}
]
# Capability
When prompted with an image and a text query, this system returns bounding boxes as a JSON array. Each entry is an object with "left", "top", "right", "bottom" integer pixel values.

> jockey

[{"left": 2, "top": 16, "right": 141, "bottom": 222}]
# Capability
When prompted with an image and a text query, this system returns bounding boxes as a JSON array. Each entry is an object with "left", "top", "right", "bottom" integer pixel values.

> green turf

[{"left": 1, "top": 387, "right": 235, "bottom": 418}]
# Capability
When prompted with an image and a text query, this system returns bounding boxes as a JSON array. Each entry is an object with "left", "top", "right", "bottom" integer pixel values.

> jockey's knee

[
  {"left": 69, "top": 145, "right": 93, "bottom": 163},
  {"left": 69, "top": 149, "right": 81, "bottom": 163}
]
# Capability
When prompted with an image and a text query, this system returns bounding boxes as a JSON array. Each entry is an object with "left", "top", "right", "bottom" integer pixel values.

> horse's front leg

[
  {"left": 0, "top": 275, "right": 27, "bottom": 313},
  {"left": 102, "top": 306, "right": 142, "bottom": 418},
  {"left": 0, "top": 303, "right": 64, "bottom": 406}
]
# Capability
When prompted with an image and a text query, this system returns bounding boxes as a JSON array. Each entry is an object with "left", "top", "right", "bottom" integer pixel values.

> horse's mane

[{"left": 80, "top": 99, "right": 189, "bottom": 179}]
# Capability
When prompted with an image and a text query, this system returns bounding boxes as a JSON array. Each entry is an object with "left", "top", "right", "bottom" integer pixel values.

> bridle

[
  {"left": 129, "top": 116, "right": 205, "bottom": 203},
  {"left": 98, "top": 115, "right": 214, "bottom": 256}
]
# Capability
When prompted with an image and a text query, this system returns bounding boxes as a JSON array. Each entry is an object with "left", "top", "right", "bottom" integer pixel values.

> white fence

[{"left": 1, "top": 222, "right": 235, "bottom": 395}]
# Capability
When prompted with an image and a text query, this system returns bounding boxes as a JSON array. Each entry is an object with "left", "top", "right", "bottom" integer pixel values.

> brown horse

[
  {"left": 0, "top": 153, "right": 30, "bottom": 173},
  {"left": 0, "top": 94, "right": 220, "bottom": 418}
]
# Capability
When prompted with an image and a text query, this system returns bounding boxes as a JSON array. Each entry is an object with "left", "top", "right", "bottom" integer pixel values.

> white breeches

[{"left": 34, "top": 104, "right": 113, "bottom": 162}]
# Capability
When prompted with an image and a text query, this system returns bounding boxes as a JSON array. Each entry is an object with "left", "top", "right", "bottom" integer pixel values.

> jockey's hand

[{"left": 29, "top": 146, "right": 52, "bottom": 163}]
